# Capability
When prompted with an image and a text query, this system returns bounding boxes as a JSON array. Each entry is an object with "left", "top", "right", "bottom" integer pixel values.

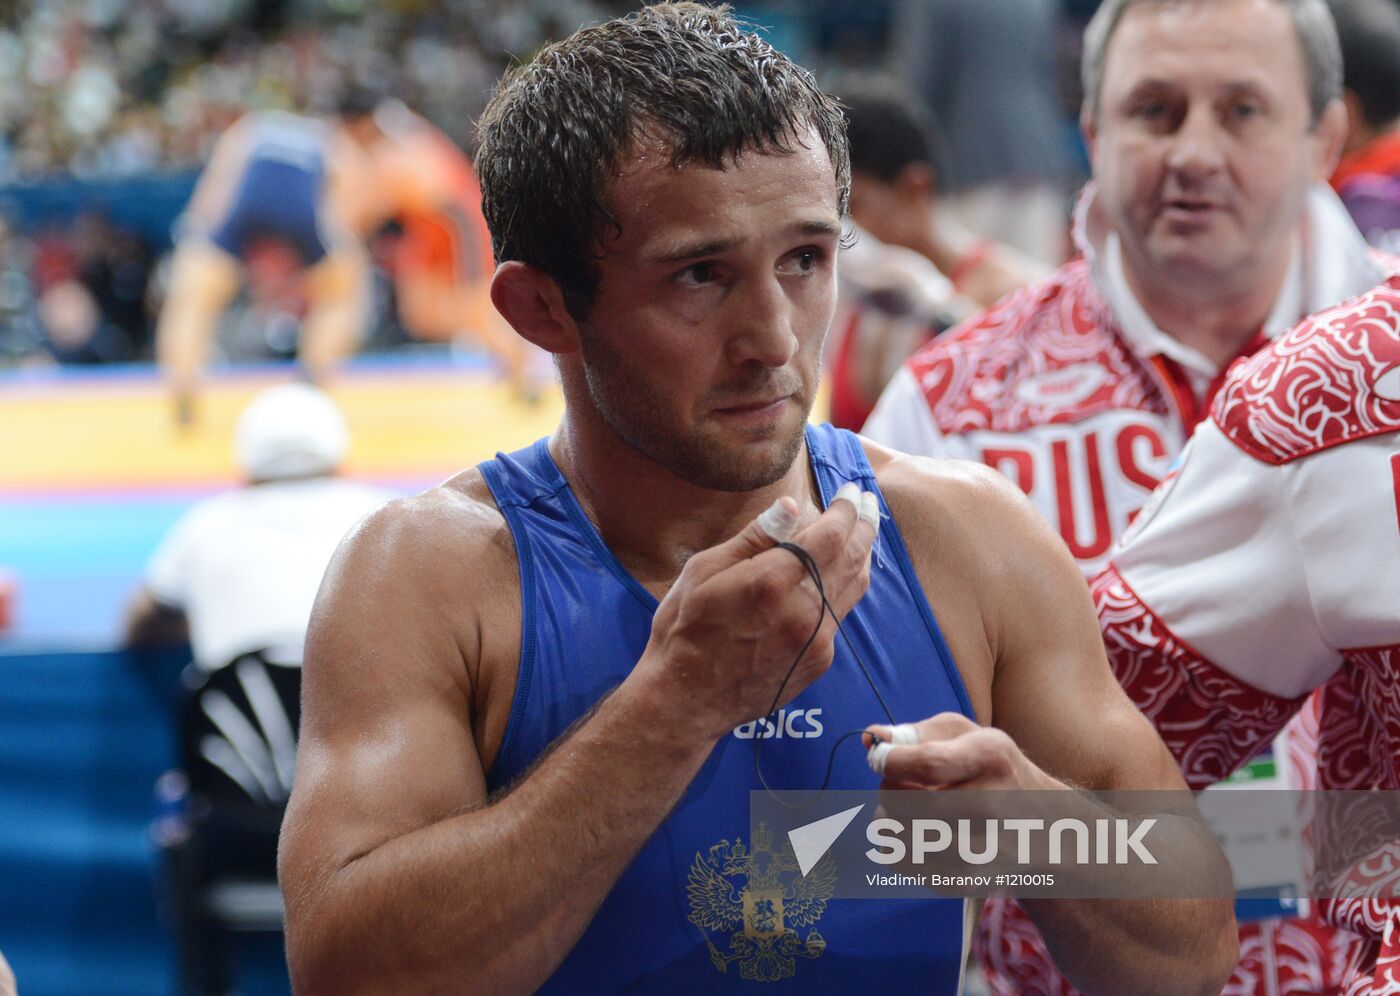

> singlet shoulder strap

[
  {"left": 806, "top": 422, "right": 876, "bottom": 497},
  {"left": 478, "top": 438, "right": 571, "bottom": 510},
  {"left": 806, "top": 423, "right": 975, "bottom": 720}
]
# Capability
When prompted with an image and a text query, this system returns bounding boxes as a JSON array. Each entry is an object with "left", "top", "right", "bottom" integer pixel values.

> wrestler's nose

[{"left": 726, "top": 275, "right": 798, "bottom": 368}]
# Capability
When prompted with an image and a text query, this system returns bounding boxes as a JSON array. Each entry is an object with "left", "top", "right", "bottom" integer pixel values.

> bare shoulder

[
  {"left": 860, "top": 438, "right": 1080, "bottom": 725},
  {"left": 328, "top": 468, "right": 514, "bottom": 598},
  {"left": 862, "top": 437, "right": 1054, "bottom": 572},
  {"left": 307, "top": 466, "right": 521, "bottom": 724}
]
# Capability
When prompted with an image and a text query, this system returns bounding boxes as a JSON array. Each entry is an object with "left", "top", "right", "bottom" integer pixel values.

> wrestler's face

[
  {"left": 1086, "top": 0, "right": 1342, "bottom": 296},
  {"left": 576, "top": 130, "right": 841, "bottom": 492}
]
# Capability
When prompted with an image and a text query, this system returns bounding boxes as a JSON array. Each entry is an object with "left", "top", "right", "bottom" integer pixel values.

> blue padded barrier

[{"left": 0, "top": 645, "right": 289, "bottom": 995}]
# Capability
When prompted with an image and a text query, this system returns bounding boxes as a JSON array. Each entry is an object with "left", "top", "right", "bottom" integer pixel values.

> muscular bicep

[
  {"left": 279, "top": 502, "right": 487, "bottom": 907},
  {"left": 982, "top": 477, "right": 1186, "bottom": 792},
  {"left": 871, "top": 451, "right": 1183, "bottom": 790}
]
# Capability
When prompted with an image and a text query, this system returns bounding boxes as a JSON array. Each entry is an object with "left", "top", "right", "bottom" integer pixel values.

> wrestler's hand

[
  {"left": 864, "top": 714, "right": 1086, "bottom": 889},
  {"left": 633, "top": 482, "right": 880, "bottom": 742},
  {"left": 865, "top": 713, "right": 1063, "bottom": 792}
]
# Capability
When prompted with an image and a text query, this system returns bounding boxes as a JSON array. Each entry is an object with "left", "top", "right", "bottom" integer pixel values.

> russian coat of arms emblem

[{"left": 686, "top": 822, "right": 836, "bottom": 982}]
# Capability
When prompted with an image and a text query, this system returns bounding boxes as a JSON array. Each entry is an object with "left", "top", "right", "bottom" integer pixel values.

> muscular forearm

[
  {"left": 288, "top": 676, "right": 716, "bottom": 993},
  {"left": 1023, "top": 813, "right": 1238, "bottom": 996},
  {"left": 1027, "top": 896, "right": 1236, "bottom": 996}
]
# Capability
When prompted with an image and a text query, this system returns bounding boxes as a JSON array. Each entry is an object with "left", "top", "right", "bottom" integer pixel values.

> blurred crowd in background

[
  {"left": 0, "top": 0, "right": 613, "bottom": 366},
  {"left": 0, "top": 0, "right": 1101, "bottom": 373},
  {"left": 0, "top": 0, "right": 606, "bottom": 178},
  {"left": 5, "top": 0, "right": 1392, "bottom": 382}
]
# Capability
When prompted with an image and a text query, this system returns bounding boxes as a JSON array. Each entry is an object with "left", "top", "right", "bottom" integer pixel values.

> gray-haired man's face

[{"left": 1086, "top": 0, "right": 1342, "bottom": 297}]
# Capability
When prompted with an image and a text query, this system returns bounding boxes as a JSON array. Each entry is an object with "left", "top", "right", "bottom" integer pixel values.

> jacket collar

[{"left": 1073, "top": 182, "right": 1383, "bottom": 377}]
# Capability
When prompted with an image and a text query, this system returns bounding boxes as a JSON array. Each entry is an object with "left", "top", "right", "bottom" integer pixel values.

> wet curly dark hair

[{"left": 476, "top": 2, "right": 850, "bottom": 318}]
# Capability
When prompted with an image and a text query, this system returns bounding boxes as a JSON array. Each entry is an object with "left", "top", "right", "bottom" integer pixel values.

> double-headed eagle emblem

[{"left": 687, "top": 822, "right": 836, "bottom": 982}]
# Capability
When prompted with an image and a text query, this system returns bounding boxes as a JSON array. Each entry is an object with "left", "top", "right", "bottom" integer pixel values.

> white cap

[{"left": 234, "top": 383, "right": 349, "bottom": 481}]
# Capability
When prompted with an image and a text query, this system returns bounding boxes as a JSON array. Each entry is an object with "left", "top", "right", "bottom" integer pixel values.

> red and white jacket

[
  {"left": 1098, "top": 274, "right": 1400, "bottom": 993},
  {"left": 865, "top": 185, "right": 1388, "bottom": 573},
  {"left": 864, "top": 184, "right": 1394, "bottom": 996}
]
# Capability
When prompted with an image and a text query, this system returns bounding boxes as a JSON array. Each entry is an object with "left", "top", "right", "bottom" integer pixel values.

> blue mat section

[
  {"left": 0, "top": 496, "right": 194, "bottom": 572},
  {"left": 0, "top": 646, "right": 289, "bottom": 995},
  {"left": 0, "top": 495, "right": 200, "bottom": 646},
  {"left": 0, "top": 483, "right": 412, "bottom": 648}
]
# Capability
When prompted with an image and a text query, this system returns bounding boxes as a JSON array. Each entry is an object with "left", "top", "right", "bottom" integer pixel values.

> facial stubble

[{"left": 579, "top": 328, "right": 810, "bottom": 493}]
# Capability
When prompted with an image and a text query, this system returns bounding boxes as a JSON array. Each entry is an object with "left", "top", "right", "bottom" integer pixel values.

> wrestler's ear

[{"left": 490, "top": 261, "right": 581, "bottom": 355}]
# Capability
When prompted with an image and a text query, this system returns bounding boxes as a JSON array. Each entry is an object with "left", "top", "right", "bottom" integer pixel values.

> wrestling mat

[{"left": 0, "top": 357, "right": 564, "bottom": 645}]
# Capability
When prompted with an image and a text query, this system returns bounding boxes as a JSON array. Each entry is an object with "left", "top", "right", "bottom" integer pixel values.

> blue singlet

[
  {"left": 209, "top": 112, "right": 330, "bottom": 266},
  {"left": 480, "top": 423, "right": 974, "bottom": 993}
]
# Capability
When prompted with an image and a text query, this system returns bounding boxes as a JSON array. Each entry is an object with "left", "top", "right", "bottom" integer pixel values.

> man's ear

[
  {"left": 490, "top": 261, "right": 582, "bottom": 355},
  {"left": 1310, "top": 98, "right": 1349, "bottom": 182},
  {"left": 893, "top": 161, "right": 938, "bottom": 205},
  {"left": 1080, "top": 106, "right": 1098, "bottom": 165},
  {"left": 1340, "top": 90, "right": 1366, "bottom": 155}
]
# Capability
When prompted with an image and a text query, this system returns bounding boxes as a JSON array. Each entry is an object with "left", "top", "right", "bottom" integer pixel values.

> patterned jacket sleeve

[
  {"left": 1094, "top": 275, "right": 1400, "bottom": 988},
  {"left": 1091, "top": 418, "right": 1343, "bottom": 789}
]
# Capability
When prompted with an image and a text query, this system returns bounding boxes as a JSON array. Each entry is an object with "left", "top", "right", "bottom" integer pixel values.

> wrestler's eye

[
  {"left": 1132, "top": 100, "right": 1167, "bottom": 122},
  {"left": 676, "top": 262, "right": 719, "bottom": 288},
  {"left": 778, "top": 248, "right": 824, "bottom": 277}
]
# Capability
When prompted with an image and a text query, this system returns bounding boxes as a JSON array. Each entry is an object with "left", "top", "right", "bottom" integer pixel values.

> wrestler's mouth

[{"left": 712, "top": 395, "right": 792, "bottom": 420}]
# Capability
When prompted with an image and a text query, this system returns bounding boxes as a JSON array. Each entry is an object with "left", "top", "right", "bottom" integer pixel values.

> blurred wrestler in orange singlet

[{"left": 352, "top": 99, "right": 537, "bottom": 397}]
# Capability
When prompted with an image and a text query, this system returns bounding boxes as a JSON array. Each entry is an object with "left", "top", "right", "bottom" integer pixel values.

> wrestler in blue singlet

[
  {"left": 210, "top": 112, "right": 331, "bottom": 266},
  {"left": 481, "top": 423, "right": 974, "bottom": 993}
]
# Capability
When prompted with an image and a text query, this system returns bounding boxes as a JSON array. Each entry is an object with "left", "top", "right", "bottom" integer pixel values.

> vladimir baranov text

[{"left": 744, "top": 790, "right": 1400, "bottom": 900}]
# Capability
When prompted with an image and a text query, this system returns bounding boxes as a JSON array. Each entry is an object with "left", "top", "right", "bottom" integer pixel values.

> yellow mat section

[{"left": 1, "top": 367, "right": 565, "bottom": 491}]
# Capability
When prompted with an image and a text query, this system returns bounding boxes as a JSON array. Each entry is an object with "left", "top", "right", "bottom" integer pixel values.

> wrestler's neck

[
  {"left": 1121, "top": 246, "right": 1293, "bottom": 370},
  {"left": 549, "top": 409, "right": 819, "bottom": 592}
]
